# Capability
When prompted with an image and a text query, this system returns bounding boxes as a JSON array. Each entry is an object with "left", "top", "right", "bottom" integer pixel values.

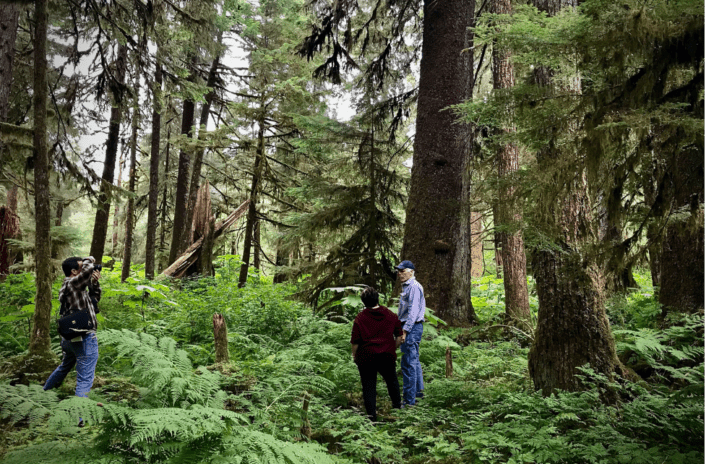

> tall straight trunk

[
  {"left": 90, "top": 44, "right": 128, "bottom": 264},
  {"left": 169, "top": 58, "right": 198, "bottom": 265},
  {"left": 159, "top": 128, "right": 171, "bottom": 272},
  {"left": 121, "top": 78, "right": 140, "bottom": 283},
  {"left": 0, "top": 4, "right": 21, "bottom": 280},
  {"left": 399, "top": 0, "right": 476, "bottom": 325},
  {"left": 184, "top": 43, "right": 222, "bottom": 250},
  {"left": 492, "top": 0, "right": 530, "bottom": 327},
  {"left": 527, "top": 0, "right": 621, "bottom": 396},
  {"left": 643, "top": 165, "right": 662, "bottom": 289},
  {"left": 238, "top": 107, "right": 265, "bottom": 287},
  {"left": 50, "top": 199, "right": 63, "bottom": 260},
  {"left": 112, "top": 152, "right": 125, "bottom": 257},
  {"left": 659, "top": 147, "right": 704, "bottom": 315},
  {"left": 29, "top": 0, "right": 52, "bottom": 358},
  {"left": 493, "top": 204, "right": 503, "bottom": 279},
  {"left": 470, "top": 211, "right": 483, "bottom": 278},
  {"left": 145, "top": 60, "right": 163, "bottom": 280},
  {"left": 253, "top": 219, "right": 261, "bottom": 271},
  {"left": 0, "top": 2, "right": 19, "bottom": 125}
]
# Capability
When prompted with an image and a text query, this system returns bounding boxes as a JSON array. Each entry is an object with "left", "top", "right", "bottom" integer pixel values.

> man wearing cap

[{"left": 395, "top": 260, "right": 425, "bottom": 406}]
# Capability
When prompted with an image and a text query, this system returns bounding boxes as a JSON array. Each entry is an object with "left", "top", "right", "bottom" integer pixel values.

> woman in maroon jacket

[{"left": 351, "top": 287, "right": 403, "bottom": 421}]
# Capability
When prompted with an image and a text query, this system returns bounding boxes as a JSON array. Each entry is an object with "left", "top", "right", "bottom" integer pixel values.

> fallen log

[{"left": 162, "top": 199, "right": 250, "bottom": 278}]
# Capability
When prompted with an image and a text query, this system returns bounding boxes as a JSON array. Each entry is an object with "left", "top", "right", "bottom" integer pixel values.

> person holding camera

[{"left": 43, "top": 256, "right": 102, "bottom": 419}]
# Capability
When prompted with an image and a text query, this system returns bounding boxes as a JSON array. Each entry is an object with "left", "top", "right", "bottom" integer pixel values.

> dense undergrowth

[{"left": 0, "top": 259, "right": 703, "bottom": 463}]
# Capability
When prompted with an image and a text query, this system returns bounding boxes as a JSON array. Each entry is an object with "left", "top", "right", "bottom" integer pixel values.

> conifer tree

[
  {"left": 28, "top": 0, "right": 52, "bottom": 361},
  {"left": 491, "top": 0, "right": 530, "bottom": 328}
]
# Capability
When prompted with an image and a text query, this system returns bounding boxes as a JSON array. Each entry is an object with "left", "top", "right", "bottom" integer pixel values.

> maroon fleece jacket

[{"left": 350, "top": 305, "right": 403, "bottom": 362}]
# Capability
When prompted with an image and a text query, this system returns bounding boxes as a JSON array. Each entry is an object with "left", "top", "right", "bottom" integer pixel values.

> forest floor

[{"left": 0, "top": 258, "right": 703, "bottom": 464}]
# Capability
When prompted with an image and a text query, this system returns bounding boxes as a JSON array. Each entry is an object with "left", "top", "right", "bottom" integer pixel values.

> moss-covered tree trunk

[
  {"left": 0, "top": 3, "right": 21, "bottom": 280},
  {"left": 28, "top": 0, "right": 52, "bottom": 359},
  {"left": 527, "top": 0, "right": 621, "bottom": 395},
  {"left": 145, "top": 60, "right": 162, "bottom": 280},
  {"left": 492, "top": 0, "right": 530, "bottom": 328},
  {"left": 400, "top": 0, "right": 476, "bottom": 325},
  {"left": 90, "top": 44, "right": 128, "bottom": 264},
  {"left": 659, "top": 147, "right": 704, "bottom": 315}
]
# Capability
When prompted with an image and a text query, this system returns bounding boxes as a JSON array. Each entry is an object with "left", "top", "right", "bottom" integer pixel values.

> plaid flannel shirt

[{"left": 58, "top": 259, "right": 100, "bottom": 335}]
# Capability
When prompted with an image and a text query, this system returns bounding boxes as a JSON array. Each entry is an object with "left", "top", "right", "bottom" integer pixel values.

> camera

[{"left": 94, "top": 264, "right": 102, "bottom": 272}]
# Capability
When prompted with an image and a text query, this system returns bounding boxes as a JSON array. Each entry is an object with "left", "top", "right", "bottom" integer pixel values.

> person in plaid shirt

[{"left": 43, "top": 256, "right": 103, "bottom": 425}]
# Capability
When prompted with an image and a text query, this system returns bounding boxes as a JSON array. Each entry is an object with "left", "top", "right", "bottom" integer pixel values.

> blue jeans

[
  {"left": 400, "top": 322, "right": 424, "bottom": 405},
  {"left": 44, "top": 333, "right": 99, "bottom": 397}
]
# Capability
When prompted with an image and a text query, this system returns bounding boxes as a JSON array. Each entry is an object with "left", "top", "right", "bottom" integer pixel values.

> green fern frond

[{"left": 0, "top": 383, "right": 58, "bottom": 425}]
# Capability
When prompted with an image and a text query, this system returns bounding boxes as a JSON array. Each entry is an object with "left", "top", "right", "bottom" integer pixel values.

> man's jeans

[
  {"left": 44, "top": 333, "right": 99, "bottom": 397},
  {"left": 400, "top": 322, "right": 424, "bottom": 405}
]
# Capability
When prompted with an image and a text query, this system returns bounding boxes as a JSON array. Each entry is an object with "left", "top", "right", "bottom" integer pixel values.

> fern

[
  {"left": 99, "top": 329, "right": 223, "bottom": 407},
  {"left": 0, "top": 383, "right": 58, "bottom": 425}
]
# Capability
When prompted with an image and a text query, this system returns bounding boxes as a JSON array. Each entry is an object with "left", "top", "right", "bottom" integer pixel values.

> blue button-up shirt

[{"left": 398, "top": 277, "right": 426, "bottom": 333}]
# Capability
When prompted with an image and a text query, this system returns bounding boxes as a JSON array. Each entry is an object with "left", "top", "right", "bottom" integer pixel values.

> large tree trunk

[
  {"left": 90, "top": 43, "right": 128, "bottom": 264},
  {"left": 659, "top": 147, "right": 704, "bottom": 315},
  {"left": 145, "top": 60, "right": 162, "bottom": 280},
  {"left": 121, "top": 77, "right": 140, "bottom": 283},
  {"left": 0, "top": 1, "right": 19, "bottom": 126},
  {"left": 527, "top": 0, "right": 621, "bottom": 396},
  {"left": 0, "top": 3, "right": 21, "bottom": 280},
  {"left": 399, "top": 0, "right": 476, "bottom": 325},
  {"left": 238, "top": 108, "right": 265, "bottom": 288},
  {"left": 492, "top": 0, "right": 530, "bottom": 328},
  {"left": 169, "top": 59, "right": 197, "bottom": 265},
  {"left": 184, "top": 43, "right": 221, "bottom": 249},
  {"left": 28, "top": 0, "right": 52, "bottom": 359}
]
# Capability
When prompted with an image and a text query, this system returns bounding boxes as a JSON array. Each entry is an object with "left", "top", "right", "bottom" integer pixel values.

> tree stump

[
  {"left": 445, "top": 346, "right": 453, "bottom": 378},
  {"left": 213, "top": 313, "right": 229, "bottom": 364}
]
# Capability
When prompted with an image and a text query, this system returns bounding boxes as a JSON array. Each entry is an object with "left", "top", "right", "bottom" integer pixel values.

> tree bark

[
  {"left": 470, "top": 211, "right": 483, "bottom": 278},
  {"left": 112, "top": 151, "right": 125, "bottom": 257},
  {"left": 184, "top": 44, "right": 221, "bottom": 250},
  {"left": 212, "top": 313, "right": 229, "bottom": 363},
  {"left": 0, "top": 4, "right": 21, "bottom": 280},
  {"left": 169, "top": 58, "right": 198, "bottom": 265},
  {"left": 121, "top": 78, "right": 140, "bottom": 283},
  {"left": 0, "top": 186, "right": 20, "bottom": 280},
  {"left": 50, "top": 199, "right": 63, "bottom": 260},
  {"left": 399, "top": 0, "right": 476, "bottom": 326},
  {"left": 527, "top": 0, "right": 621, "bottom": 396},
  {"left": 159, "top": 127, "right": 171, "bottom": 272},
  {"left": 273, "top": 243, "right": 287, "bottom": 284},
  {"left": 659, "top": 147, "right": 704, "bottom": 315},
  {"left": 90, "top": 43, "right": 128, "bottom": 264},
  {"left": 238, "top": 107, "right": 265, "bottom": 288},
  {"left": 145, "top": 60, "right": 162, "bottom": 280},
  {"left": 0, "top": 1, "right": 19, "bottom": 126},
  {"left": 29, "top": 0, "right": 52, "bottom": 358},
  {"left": 492, "top": 0, "right": 530, "bottom": 328}
]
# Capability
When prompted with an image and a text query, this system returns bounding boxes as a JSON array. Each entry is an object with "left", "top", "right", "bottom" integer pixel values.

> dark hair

[
  {"left": 62, "top": 257, "right": 82, "bottom": 277},
  {"left": 361, "top": 287, "right": 379, "bottom": 308}
]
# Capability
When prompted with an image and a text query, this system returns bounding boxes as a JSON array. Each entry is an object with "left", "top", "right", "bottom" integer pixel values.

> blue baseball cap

[{"left": 395, "top": 260, "right": 415, "bottom": 270}]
